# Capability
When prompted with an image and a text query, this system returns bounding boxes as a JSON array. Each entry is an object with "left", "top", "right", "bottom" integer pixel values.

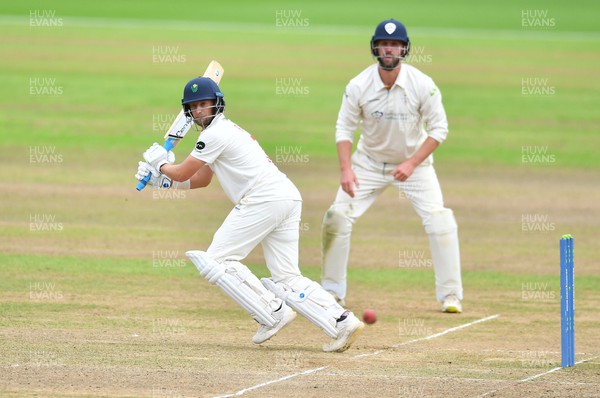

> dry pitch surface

[{"left": 1, "top": 158, "right": 599, "bottom": 398}]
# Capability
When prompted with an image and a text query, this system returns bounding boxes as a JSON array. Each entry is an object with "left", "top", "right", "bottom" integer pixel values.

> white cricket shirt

[
  {"left": 336, "top": 63, "right": 449, "bottom": 165},
  {"left": 190, "top": 114, "right": 301, "bottom": 204}
]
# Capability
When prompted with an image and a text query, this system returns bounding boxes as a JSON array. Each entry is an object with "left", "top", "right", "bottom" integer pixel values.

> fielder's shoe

[
  {"left": 252, "top": 303, "right": 297, "bottom": 344},
  {"left": 327, "top": 290, "right": 346, "bottom": 307},
  {"left": 322, "top": 311, "right": 364, "bottom": 353},
  {"left": 441, "top": 294, "right": 462, "bottom": 313}
]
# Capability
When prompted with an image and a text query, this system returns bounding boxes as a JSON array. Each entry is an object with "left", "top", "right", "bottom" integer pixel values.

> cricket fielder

[
  {"left": 135, "top": 77, "right": 363, "bottom": 351},
  {"left": 321, "top": 19, "right": 463, "bottom": 313}
]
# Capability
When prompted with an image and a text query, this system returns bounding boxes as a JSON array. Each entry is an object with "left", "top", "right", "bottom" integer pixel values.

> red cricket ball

[{"left": 362, "top": 308, "right": 377, "bottom": 325}]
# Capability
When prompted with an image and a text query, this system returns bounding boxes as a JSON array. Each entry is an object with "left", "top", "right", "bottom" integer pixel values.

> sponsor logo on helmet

[
  {"left": 384, "top": 22, "right": 396, "bottom": 34},
  {"left": 191, "top": 83, "right": 198, "bottom": 93},
  {"left": 195, "top": 141, "right": 205, "bottom": 151}
]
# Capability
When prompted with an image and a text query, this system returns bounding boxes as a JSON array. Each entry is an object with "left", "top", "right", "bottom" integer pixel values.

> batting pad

[
  {"left": 261, "top": 276, "right": 341, "bottom": 338},
  {"left": 186, "top": 250, "right": 281, "bottom": 327},
  {"left": 423, "top": 210, "right": 463, "bottom": 302}
]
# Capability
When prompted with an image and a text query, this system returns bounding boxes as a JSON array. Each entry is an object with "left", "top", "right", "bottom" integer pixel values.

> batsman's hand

[
  {"left": 135, "top": 161, "right": 173, "bottom": 188},
  {"left": 143, "top": 143, "right": 175, "bottom": 172}
]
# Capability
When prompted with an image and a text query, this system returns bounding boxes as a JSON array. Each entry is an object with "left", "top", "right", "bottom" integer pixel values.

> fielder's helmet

[
  {"left": 370, "top": 19, "right": 410, "bottom": 58},
  {"left": 181, "top": 77, "right": 225, "bottom": 117}
]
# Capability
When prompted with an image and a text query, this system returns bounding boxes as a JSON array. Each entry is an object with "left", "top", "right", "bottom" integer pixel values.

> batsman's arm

[
  {"left": 189, "top": 165, "right": 213, "bottom": 188},
  {"left": 160, "top": 155, "right": 213, "bottom": 189}
]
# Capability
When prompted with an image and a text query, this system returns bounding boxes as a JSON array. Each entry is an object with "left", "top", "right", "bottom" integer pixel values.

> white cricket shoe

[
  {"left": 322, "top": 311, "right": 364, "bottom": 353},
  {"left": 252, "top": 303, "right": 297, "bottom": 344},
  {"left": 327, "top": 290, "right": 346, "bottom": 307},
  {"left": 441, "top": 294, "right": 462, "bottom": 313}
]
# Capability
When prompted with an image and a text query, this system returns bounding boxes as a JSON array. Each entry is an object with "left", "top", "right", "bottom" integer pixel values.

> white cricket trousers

[
  {"left": 321, "top": 150, "right": 463, "bottom": 302},
  {"left": 207, "top": 199, "right": 303, "bottom": 282}
]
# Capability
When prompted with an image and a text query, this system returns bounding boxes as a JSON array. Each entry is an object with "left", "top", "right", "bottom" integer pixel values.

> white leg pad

[
  {"left": 186, "top": 250, "right": 281, "bottom": 327},
  {"left": 423, "top": 210, "right": 463, "bottom": 302},
  {"left": 321, "top": 204, "right": 353, "bottom": 300},
  {"left": 262, "top": 276, "right": 342, "bottom": 338}
]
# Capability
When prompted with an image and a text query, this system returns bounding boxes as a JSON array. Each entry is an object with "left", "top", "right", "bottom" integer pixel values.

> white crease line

[
  {"left": 213, "top": 314, "right": 500, "bottom": 398},
  {"left": 520, "top": 356, "right": 597, "bottom": 382},
  {"left": 396, "top": 374, "right": 599, "bottom": 386},
  {"left": 476, "top": 356, "right": 598, "bottom": 397},
  {"left": 352, "top": 314, "right": 501, "bottom": 361},
  {"left": 393, "top": 314, "right": 500, "bottom": 348},
  {"left": 213, "top": 366, "right": 328, "bottom": 398}
]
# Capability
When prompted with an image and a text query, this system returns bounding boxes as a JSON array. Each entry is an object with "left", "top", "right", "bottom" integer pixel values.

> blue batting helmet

[
  {"left": 370, "top": 19, "right": 410, "bottom": 58},
  {"left": 181, "top": 77, "right": 225, "bottom": 116}
]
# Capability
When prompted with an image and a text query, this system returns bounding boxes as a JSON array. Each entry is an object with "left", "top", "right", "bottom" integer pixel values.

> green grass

[
  {"left": 3, "top": 251, "right": 599, "bottom": 325},
  {"left": 1, "top": 1, "right": 599, "bottom": 167},
  {"left": 4, "top": 0, "right": 600, "bottom": 31}
]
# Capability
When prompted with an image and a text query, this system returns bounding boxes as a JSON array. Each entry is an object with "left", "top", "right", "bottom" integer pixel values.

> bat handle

[{"left": 135, "top": 139, "right": 176, "bottom": 191}]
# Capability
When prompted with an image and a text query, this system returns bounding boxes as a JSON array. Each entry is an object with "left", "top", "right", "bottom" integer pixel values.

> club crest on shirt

[
  {"left": 371, "top": 111, "right": 383, "bottom": 122},
  {"left": 195, "top": 141, "right": 206, "bottom": 151}
]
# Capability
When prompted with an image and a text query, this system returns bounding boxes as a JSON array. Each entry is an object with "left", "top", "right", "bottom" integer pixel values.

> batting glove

[
  {"left": 143, "top": 143, "right": 175, "bottom": 172},
  {"left": 135, "top": 161, "right": 173, "bottom": 188}
]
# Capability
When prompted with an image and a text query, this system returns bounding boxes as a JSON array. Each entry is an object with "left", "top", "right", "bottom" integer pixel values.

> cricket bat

[{"left": 136, "top": 60, "right": 224, "bottom": 191}]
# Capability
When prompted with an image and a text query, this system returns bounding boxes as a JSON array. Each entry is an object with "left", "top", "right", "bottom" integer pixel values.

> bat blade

[
  {"left": 203, "top": 60, "right": 224, "bottom": 84},
  {"left": 136, "top": 60, "right": 224, "bottom": 191}
]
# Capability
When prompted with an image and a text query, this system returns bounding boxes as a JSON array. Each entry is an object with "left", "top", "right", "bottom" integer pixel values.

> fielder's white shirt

[
  {"left": 336, "top": 63, "right": 448, "bottom": 165},
  {"left": 190, "top": 114, "right": 301, "bottom": 204}
]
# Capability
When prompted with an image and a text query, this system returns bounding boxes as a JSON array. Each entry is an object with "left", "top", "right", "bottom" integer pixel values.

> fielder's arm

[
  {"left": 390, "top": 137, "right": 440, "bottom": 182},
  {"left": 391, "top": 81, "right": 445, "bottom": 182},
  {"left": 336, "top": 140, "right": 359, "bottom": 198}
]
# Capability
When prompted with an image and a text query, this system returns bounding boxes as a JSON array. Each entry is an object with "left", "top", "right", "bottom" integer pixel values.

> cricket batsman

[
  {"left": 321, "top": 19, "right": 464, "bottom": 313},
  {"left": 135, "top": 77, "right": 363, "bottom": 352}
]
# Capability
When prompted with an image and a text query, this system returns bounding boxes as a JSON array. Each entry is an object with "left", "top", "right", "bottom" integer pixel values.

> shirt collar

[
  {"left": 205, "top": 112, "right": 224, "bottom": 129},
  {"left": 373, "top": 63, "right": 407, "bottom": 90}
]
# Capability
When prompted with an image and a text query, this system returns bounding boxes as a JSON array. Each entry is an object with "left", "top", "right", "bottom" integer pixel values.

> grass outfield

[
  {"left": 1, "top": 1, "right": 599, "bottom": 166},
  {"left": 1, "top": 1, "right": 600, "bottom": 397}
]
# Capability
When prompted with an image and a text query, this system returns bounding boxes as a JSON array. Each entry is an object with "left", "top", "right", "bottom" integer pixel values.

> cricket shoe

[
  {"left": 252, "top": 303, "right": 297, "bottom": 344},
  {"left": 441, "top": 294, "right": 462, "bottom": 313},
  {"left": 322, "top": 311, "right": 364, "bottom": 353}
]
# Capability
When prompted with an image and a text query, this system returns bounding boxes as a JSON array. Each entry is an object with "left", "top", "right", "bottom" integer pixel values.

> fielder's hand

[
  {"left": 340, "top": 168, "right": 359, "bottom": 198},
  {"left": 143, "top": 143, "right": 175, "bottom": 172},
  {"left": 390, "top": 161, "right": 416, "bottom": 182},
  {"left": 135, "top": 161, "right": 173, "bottom": 188}
]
